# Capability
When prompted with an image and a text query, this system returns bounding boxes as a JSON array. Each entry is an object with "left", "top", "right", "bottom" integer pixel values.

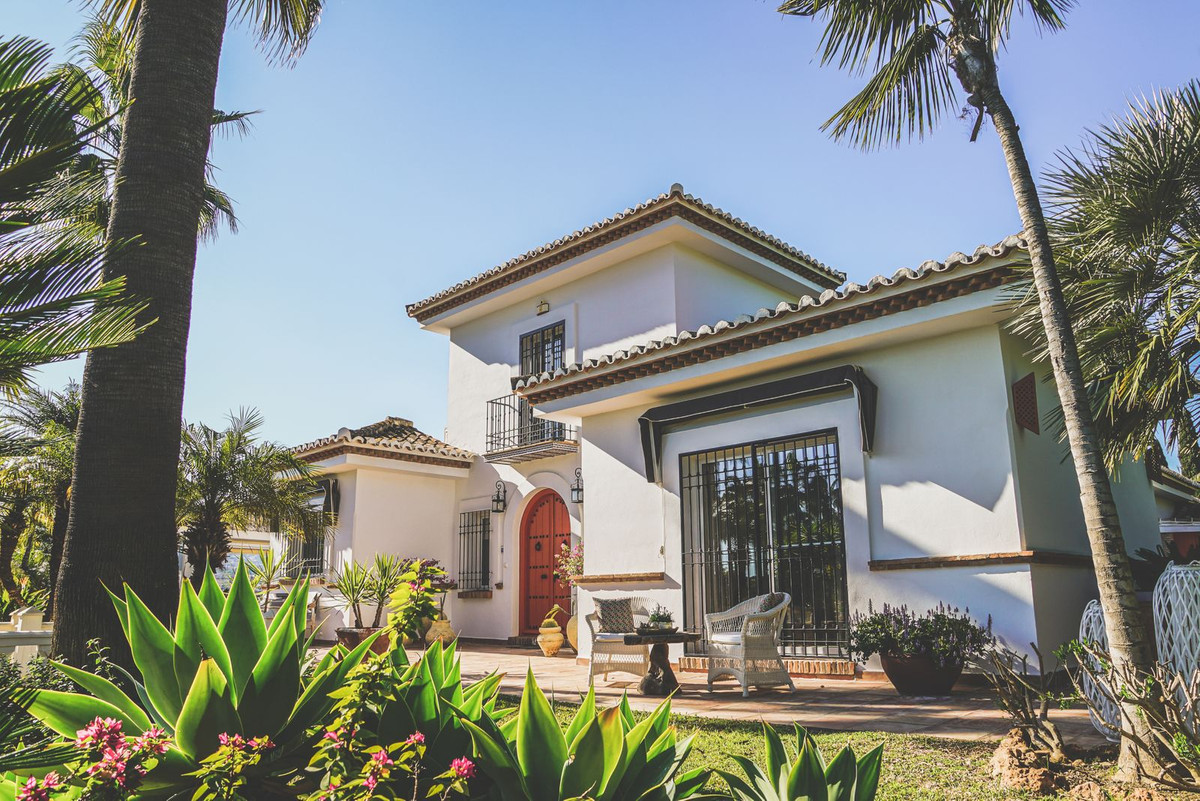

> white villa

[{"left": 291, "top": 184, "right": 1176, "bottom": 676}]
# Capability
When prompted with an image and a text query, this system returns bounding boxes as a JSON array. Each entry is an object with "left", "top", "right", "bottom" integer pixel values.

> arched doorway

[{"left": 520, "top": 489, "right": 572, "bottom": 635}]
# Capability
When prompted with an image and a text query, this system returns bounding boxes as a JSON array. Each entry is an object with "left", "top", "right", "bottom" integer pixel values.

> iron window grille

[
  {"left": 680, "top": 429, "right": 850, "bottom": 659},
  {"left": 519, "top": 320, "right": 565, "bottom": 378},
  {"left": 459, "top": 510, "right": 491, "bottom": 591}
]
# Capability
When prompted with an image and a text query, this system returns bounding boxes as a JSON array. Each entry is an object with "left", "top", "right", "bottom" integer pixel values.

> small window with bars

[
  {"left": 519, "top": 320, "right": 566, "bottom": 378},
  {"left": 458, "top": 510, "right": 491, "bottom": 591}
]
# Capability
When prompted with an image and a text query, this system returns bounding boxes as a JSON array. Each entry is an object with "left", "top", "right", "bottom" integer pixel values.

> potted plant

[
  {"left": 537, "top": 603, "right": 567, "bottom": 657},
  {"left": 639, "top": 604, "right": 676, "bottom": 634},
  {"left": 390, "top": 559, "right": 446, "bottom": 648},
  {"left": 554, "top": 538, "right": 584, "bottom": 651},
  {"left": 331, "top": 560, "right": 386, "bottom": 653},
  {"left": 427, "top": 577, "right": 459, "bottom": 645},
  {"left": 850, "top": 603, "right": 992, "bottom": 696}
]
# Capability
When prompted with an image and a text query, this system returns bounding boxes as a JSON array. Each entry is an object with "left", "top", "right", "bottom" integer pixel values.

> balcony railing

[{"left": 485, "top": 394, "right": 578, "bottom": 464}]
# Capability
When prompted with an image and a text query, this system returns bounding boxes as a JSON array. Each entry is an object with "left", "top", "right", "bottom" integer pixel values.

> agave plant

[
  {"left": 460, "top": 669, "right": 712, "bottom": 800},
  {"left": 716, "top": 723, "right": 883, "bottom": 801},
  {"left": 0, "top": 560, "right": 380, "bottom": 795}
]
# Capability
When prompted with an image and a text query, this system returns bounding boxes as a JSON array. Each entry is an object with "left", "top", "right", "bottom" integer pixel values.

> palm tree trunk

[
  {"left": 0, "top": 500, "right": 30, "bottom": 606},
  {"left": 963, "top": 60, "right": 1157, "bottom": 779},
  {"left": 45, "top": 495, "right": 68, "bottom": 618},
  {"left": 53, "top": 0, "right": 229, "bottom": 666}
]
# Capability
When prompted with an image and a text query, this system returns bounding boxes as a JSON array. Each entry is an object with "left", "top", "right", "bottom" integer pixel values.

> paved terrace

[{"left": 432, "top": 642, "right": 1106, "bottom": 747}]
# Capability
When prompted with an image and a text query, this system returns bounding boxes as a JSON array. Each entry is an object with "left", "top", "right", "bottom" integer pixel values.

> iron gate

[{"left": 680, "top": 429, "right": 849, "bottom": 658}]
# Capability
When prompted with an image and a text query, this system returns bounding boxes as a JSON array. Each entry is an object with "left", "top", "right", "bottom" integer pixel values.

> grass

[{"left": 501, "top": 695, "right": 1186, "bottom": 800}]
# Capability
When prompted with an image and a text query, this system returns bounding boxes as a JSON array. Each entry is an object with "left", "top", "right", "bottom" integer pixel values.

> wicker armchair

[
  {"left": 585, "top": 596, "right": 653, "bottom": 683},
  {"left": 704, "top": 593, "right": 796, "bottom": 697}
]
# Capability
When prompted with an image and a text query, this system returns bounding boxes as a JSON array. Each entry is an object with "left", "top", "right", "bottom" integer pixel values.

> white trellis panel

[
  {"left": 1079, "top": 599, "right": 1121, "bottom": 742},
  {"left": 1153, "top": 562, "right": 1200, "bottom": 733}
]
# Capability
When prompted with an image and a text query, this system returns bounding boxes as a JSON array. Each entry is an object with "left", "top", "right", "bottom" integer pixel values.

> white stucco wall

[
  {"left": 576, "top": 324, "right": 1049, "bottom": 663},
  {"left": 672, "top": 245, "right": 806, "bottom": 333}
]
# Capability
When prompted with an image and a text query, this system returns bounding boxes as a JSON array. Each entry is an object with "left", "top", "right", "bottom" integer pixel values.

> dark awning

[{"left": 636, "top": 365, "right": 877, "bottom": 484}]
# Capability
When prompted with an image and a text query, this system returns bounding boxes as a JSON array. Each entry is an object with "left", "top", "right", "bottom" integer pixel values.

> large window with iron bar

[
  {"left": 519, "top": 320, "right": 565, "bottom": 378},
  {"left": 458, "top": 510, "right": 491, "bottom": 591},
  {"left": 680, "top": 429, "right": 849, "bottom": 658}
]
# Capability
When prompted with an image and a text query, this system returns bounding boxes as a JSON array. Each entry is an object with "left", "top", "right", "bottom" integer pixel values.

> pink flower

[
  {"left": 135, "top": 726, "right": 170, "bottom": 755},
  {"left": 75, "top": 717, "right": 124, "bottom": 751},
  {"left": 249, "top": 736, "right": 275, "bottom": 751},
  {"left": 364, "top": 773, "right": 379, "bottom": 791},
  {"left": 371, "top": 750, "right": 394, "bottom": 767},
  {"left": 405, "top": 731, "right": 425, "bottom": 745},
  {"left": 86, "top": 743, "right": 138, "bottom": 788},
  {"left": 15, "top": 772, "right": 59, "bottom": 801},
  {"left": 451, "top": 756, "right": 476, "bottom": 779}
]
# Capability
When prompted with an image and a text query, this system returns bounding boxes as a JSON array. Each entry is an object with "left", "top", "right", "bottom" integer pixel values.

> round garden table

[{"left": 622, "top": 631, "right": 701, "bottom": 696}]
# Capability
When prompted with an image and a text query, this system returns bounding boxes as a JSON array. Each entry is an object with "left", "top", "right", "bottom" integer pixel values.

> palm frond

[{"left": 820, "top": 23, "right": 955, "bottom": 149}]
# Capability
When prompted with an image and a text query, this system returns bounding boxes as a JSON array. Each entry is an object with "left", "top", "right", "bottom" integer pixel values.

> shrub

[
  {"left": 849, "top": 604, "right": 992, "bottom": 667},
  {"left": 716, "top": 723, "right": 882, "bottom": 801}
]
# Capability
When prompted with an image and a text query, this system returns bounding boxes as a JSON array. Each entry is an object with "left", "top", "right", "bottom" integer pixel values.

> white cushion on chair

[
  {"left": 710, "top": 632, "right": 744, "bottom": 646},
  {"left": 594, "top": 633, "right": 629, "bottom": 642}
]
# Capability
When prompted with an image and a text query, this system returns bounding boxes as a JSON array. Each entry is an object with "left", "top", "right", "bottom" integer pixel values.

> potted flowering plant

[
  {"left": 554, "top": 538, "right": 584, "bottom": 651},
  {"left": 849, "top": 603, "right": 992, "bottom": 696}
]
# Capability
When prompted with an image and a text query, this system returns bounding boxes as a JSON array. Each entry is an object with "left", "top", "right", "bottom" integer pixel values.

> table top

[{"left": 622, "top": 631, "right": 701, "bottom": 646}]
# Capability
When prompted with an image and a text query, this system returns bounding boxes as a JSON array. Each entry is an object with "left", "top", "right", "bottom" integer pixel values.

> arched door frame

[{"left": 518, "top": 488, "right": 572, "bottom": 635}]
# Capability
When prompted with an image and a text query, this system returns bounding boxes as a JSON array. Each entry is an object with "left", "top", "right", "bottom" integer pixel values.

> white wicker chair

[
  {"left": 705, "top": 593, "right": 796, "bottom": 697},
  {"left": 585, "top": 596, "right": 653, "bottom": 683}
]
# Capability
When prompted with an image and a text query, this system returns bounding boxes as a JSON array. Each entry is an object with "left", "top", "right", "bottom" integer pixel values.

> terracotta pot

[
  {"left": 565, "top": 614, "right": 579, "bottom": 652},
  {"left": 427, "top": 618, "right": 456, "bottom": 645},
  {"left": 537, "top": 625, "right": 564, "bottom": 657},
  {"left": 336, "top": 627, "right": 389, "bottom": 655},
  {"left": 879, "top": 654, "right": 962, "bottom": 696}
]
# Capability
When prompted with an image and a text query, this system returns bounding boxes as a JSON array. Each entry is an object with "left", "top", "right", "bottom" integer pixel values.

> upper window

[{"left": 519, "top": 320, "right": 565, "bottom": 377}]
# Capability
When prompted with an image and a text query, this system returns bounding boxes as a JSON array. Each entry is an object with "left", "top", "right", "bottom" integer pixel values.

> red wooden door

[{"left": 520, "top": 491, "right": 572, "bottom": 634}]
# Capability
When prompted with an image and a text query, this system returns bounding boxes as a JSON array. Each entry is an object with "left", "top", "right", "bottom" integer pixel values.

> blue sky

[{"left": 9, "top": 1, "right": 1200, "bottom": 445}]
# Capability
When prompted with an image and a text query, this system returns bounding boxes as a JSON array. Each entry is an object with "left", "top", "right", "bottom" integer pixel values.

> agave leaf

[
  {"left": 49, "top": 662, "right": 151, "bottom": 732},
  {"left": 630, "top": 731, "right": 693, "bottom": 799},
  {"left": 824, "top": 746, "right": 857, "bottom": 801},
  {"left": 426, "top": 638, "right": 446, "bottom": 687},
  {"left": 786, "top": 735, "right": 828, "bottom": 801},
  {"left": 442, "top": 656, "right": 463, "bottom": 707},
  {"left": 854, "top": 744, "right": 883, "bottom": 801},
  {"left": 237, "top": 607, "right": 300, "bottom": 737},
  {"left": 103, "top": 583, "right": 129, "bottom": 640},
  {"left": 217, "top": 558, "right": 268, "bottom": 701},
  {"left": 796, "top": 725, "right": 825, "bottom": 772},
  {"left": 716, "top": 767, "right": 766, "bottom": 801},
  {"left": 275, "top": 630, "right": 381, "bottom": 745},
  {"left": 618, "top": 693, "right": 636, "bottom": 729},
  {"left": 409, "top": 657, "right": 444, "bottom": 735},
  {"left": 564, "top": 684, "right": 597, "bottom": 746},
  {"left": 763, "top": 723, "right": 789, "bottom": 792},
  {"left": 265, "top": 576, "right": 301, "bottom": 639},
  {"left": 172, "top": 586, "right": 202, "bottom": 698},
  {"left": 22, "top": 689, "right": 146, "bottom": 739},
  {"left": 731, "top": 754, "right": 778, "bottom": 801},
  {"left": 674, "top": 766, "right": 712, "bottom": 797},
  {"left": 461, "top": 671, "right": 503, "bottom": 720},
  {"left": 174, "top": 659, "right": 242, "bottom": 761},
  {"left": 108, "top": 663, "right": 174, "bottom": 733},
  {"left": 176, "top": 580, "right": 234, "bottom": 692},
  {"left": 560, "top": 716, "right": 604, "bottom": 799},
  {"left": 515, "top": 668, "right": 567, "bottom": 801},
  {"left": 595, "top": 705, "right": 629, "bottom": 801},
  {"left": 377, "top": 694, "right": 418, "bottom": 744},
  {"left": 197, "top": 564, "right": 225, "bottom": 622},
  {"left": 125, "top": 584, "right": 184, "bottom": 725},
  {"left": 461, "top": 717, "right": 529, "bottom": 801}
]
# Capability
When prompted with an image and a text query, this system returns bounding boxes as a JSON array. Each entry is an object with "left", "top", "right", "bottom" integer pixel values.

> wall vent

[{"left": 1012, "top": 372, "right": 1040, "bottom": 434}]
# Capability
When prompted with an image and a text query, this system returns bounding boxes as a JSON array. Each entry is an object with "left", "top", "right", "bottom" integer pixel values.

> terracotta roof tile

[
  {"left": 514, "top": 234, "right": 1028, "bottom": 393},
  {"left": 406, "top": 184, "right": 844, "bottom": 320},
  {"left": 294, "top": 416, "right": 474, "bottom": 462}
]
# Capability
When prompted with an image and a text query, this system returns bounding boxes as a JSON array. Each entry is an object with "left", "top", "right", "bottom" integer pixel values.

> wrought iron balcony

[{"left": 485, "top": 394, "right": 578, "bottom": 464}]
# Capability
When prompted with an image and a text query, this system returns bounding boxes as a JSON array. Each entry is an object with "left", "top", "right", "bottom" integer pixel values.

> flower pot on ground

[
  {"left": 850, "top": 604, "right": 992, "bottom": 697},
  {"left": 554, "top": 538, "right": 584, "bottom": 652},
  {"left": 427, "top": 616, "right": 456, "bottom": 645},
  {"left": 537, "top": 604, "right": 567, "bottom": 657},
  {"left": 331, "top": 559, "right": 389, "bottom": 655},
  {"left": 565, "top": 614, "right": 578, "bottom": 652}
]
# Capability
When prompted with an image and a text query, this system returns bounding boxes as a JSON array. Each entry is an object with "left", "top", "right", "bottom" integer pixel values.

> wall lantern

[
  {"left": 491, "top": 480, "right": 508, "bottom": 514},
  {"left": 570, "top": 468, "right": 584, "bottom": 504},
  {"left": 536, "top": 299, "right": 550, "bottom": 315}
]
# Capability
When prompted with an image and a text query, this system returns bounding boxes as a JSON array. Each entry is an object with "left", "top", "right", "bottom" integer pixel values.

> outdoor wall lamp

[
  {"left": 536, "top": 299, "right": 550, "bottom": 315},
  {"left": 570, "top": 468, "right": 584, "bottom": 504},
  {"left": 491, "top": 480, "right": 508, "bottom": 513}
]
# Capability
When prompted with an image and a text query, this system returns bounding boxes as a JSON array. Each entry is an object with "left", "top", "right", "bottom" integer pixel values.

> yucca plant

[
  {"left": 459, "top": 669, "right": 712, "bottom": 801},
  {"left": 332, "top": 559, "right": 374, "bottom": 629},
  {"left": 0, "top": 560, "right": 380, "bottom": 795},
  {"left": 716, "top": 723, "right": 882, "bottom": 801}
]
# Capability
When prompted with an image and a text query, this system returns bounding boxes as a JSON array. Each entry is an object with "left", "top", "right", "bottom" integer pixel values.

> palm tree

[
  {"left": 61, "top": 18, "right": 255, "bottom": 243},
  {"left": 0, "top": 382, "right": 81, "bottom": 616},
  {"left": 176, "top": 408, "right": 327, "bottom": 582},
  {"left": 0, "top": 37, "right": 143, "bottom": 393},
  {"left": 778, "top": 0, "right": 1154, "bottom": 777},
  {"left": 54, "top": 0, "right": 322, "bottom": 666},
  {"left": 1011, "top": 82, "right": 1200, "bottom": 472}
]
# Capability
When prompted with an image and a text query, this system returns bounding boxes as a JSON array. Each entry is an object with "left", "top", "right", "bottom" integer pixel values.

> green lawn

[{"left": 514, "top": 696, "right": 1181, "bottom": 800}]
